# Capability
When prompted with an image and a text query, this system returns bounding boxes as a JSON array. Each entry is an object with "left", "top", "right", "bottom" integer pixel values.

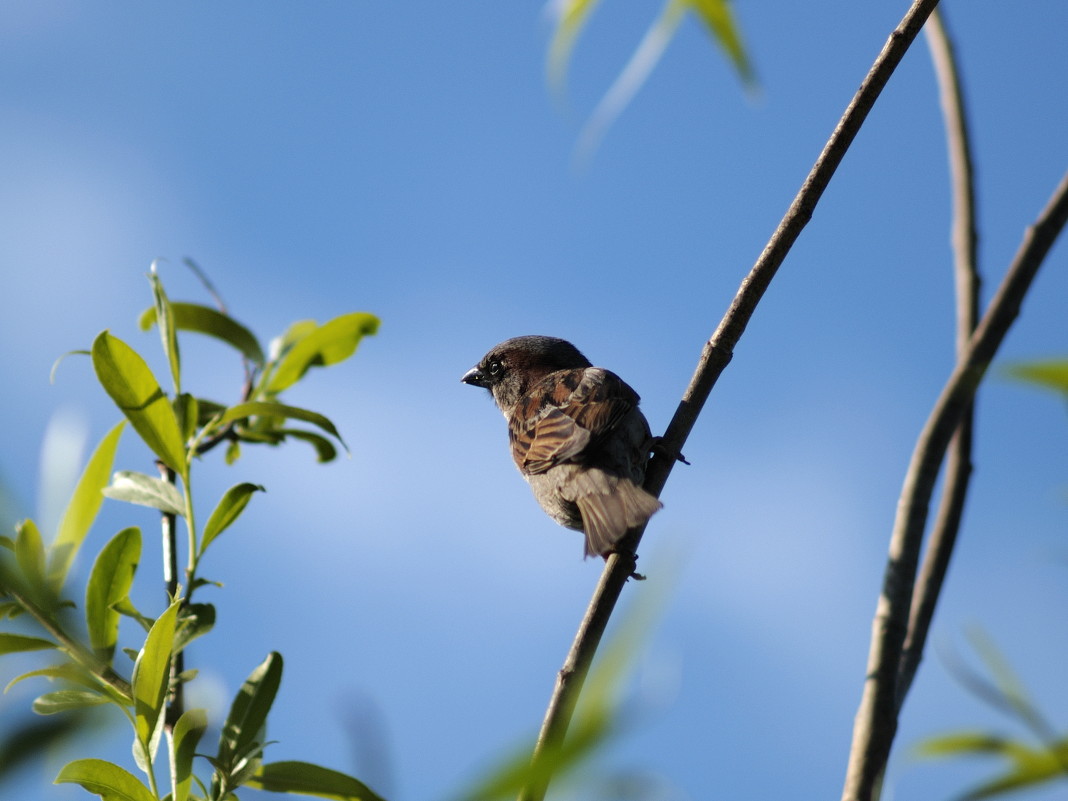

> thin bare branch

[
  {"left": 896, "top": 6, "right": 980, "bottom": 709},
  {"left": 842, "top": 168, "right": 1068, "bottom": 801},
  {"left": 518, "top": 1, "right": 943, "bottom": 798}
]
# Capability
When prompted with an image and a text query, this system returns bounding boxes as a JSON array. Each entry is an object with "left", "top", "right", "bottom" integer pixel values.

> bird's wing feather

[{"left": 510, "top": 368, "right": 639, "bottom": 475}]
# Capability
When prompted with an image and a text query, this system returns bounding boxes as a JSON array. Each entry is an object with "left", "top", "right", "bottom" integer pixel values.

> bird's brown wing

[{"left": 510, "top": 368, "right": 638, "bottom": 475}]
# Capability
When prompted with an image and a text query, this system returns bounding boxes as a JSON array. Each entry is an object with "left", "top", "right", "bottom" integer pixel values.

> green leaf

[
  {"left": 201, "top": 483, "right": 265, "bottom": 556},
  {"left": 103, "top": 471, "right": 186, "bottom": 517},
  {"left": 221, "top": 402, "right": 348, "bottom": 454},
  {"left": 265, "top": 312, "right": 379, "bottom": 394},
  {"left": 217, "top": 652, "right": 283, "bottom": 773},
  {"left": 686, "top": 0, "right": 756, "bottom": 86},
  {"left": 91, "top": 331, "right": 187, "bottom": 476},
  {"left": 173, "top": 603, "right": 215, "bottom": 653},
  {"left": 33, "top": 689, "right": 112, "bottom": 715},
  {"left": 174, "top": 393, "right": 199, "bottom": 443},
  {"left": 546, "top": 0, "right": 602, "bottom": 92},
  {"left": 130, "top": 600, "right": 181, "bottom": 765},
  {"left": 113, "top": 597, "right": 154, "bottom": 632},
  {"left": 140, "top": 302, "right": 265, "bottom": 368},
  {"left": 247, "top": 761, "right": 387, "bottom": 801},
  {"left": 55, "top": 758, "right": 157, "bottom": 801},
  {"left": 278, "top": 430, "right": 338, "bottom": 463},
  {"left": 1003, "top": 359, "right": 1068, "bottom": 395},
  {"left": 86, "top": 527, "right": 141, "bottom": 663},
  {"left": 149, "top": 265, "right": 182, "bottom": 394},
  {"left": 48, "top": 421, "right": 126, "bottom": 590},
  {"left": 15, "top": 519, "right": 46, "bottom": 589},
  {"left": 0, "top": 633, "right": 57, "bottom": 656},
  {"left": 5, "top": 664, "right": 130, "bottom": 705},
  {"left": 171, "top": 708, "right": 208, "bottom": 801}
]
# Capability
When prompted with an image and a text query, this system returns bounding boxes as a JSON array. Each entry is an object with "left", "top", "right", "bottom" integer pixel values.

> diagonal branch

[
  {"left": 896, "top": 6, "right": 980, "bottom": 710},
  {"left": 842, "top": 167, "right": 1068, "bottom": 801},
  {"left": 518, "top": 1, "right": 943, "bottom": 798}
]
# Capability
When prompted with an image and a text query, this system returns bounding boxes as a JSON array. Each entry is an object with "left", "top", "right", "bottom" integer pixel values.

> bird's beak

[{"left": 461, "top": 366, "right": 490, "bottom": 388}]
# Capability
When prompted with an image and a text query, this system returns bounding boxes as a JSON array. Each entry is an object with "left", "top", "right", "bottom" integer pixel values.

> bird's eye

[{"left": 487, "top": 360, "right": 502, "bottom": 376}]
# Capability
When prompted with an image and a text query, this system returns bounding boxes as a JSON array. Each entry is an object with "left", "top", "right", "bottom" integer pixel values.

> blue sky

[{"left": 1, "top": 2, "right": 1067, "bottom": 800}]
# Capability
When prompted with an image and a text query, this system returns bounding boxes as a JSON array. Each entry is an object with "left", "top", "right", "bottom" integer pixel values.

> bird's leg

[{"left": 648, "top": 435, "right": 690, "bottom": 465}]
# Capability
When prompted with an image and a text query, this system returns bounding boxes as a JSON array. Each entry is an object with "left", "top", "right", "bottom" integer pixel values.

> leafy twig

[
  {"left": 842, "top": 168, "right": 1068, "bottom": 801},
  {"left": 519, "top": 1, "right": 944, "bottom": 798}
]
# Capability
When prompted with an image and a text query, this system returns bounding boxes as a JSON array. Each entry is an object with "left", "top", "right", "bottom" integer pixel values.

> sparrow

[{"left": 462, "top": 335, "right": 662, "bottom": 558}]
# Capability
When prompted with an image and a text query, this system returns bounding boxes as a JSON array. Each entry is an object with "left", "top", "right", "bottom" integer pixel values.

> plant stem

[
  {"left": 842, "top": 168, "right": 1068, "bottom": 801},
  {"left": 896, "top": 5, "right": 980, "bottom": 710},
  {"left": 158, "top": 464, "right": 185, "bottom": 729},
  {"left": 519, "top": 1, "right": 943, "bottom": 798}
]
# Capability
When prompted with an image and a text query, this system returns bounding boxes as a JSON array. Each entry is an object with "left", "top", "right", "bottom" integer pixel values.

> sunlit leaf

[
  {"left": 1003, "top": 359, "right": 1068, "bottom": 395},
  {"left": 171, "top": 708, "right": 208, "bottom": 801},
  {"left": 15, "top": 519, "right": 46, "bottom": 589},
  {"left": 86, "top": 527, "right": 141, "bottom": 663},
  {"left": 130, "top": 600, "right": 181, "bottom": 765},
  {"left": 149, "top": 265, "right": 182, "bottom": 394},
  {"left": 221, "top": 402, "right": 348, "bottom": 454},
  {"left": 0, "top": 633, "right": 57, "bottom": 656},
  {"left": 264, "top": 312, "right": 379, "bottom": 394},
  {"left": 140, "top": 302, "right": 265, "bottom": 368},
  {"left": 49, "top": 350, "right": 91, "bottom": 385},
  {"left": 55, "top": 758, "right": 157, "bottom": 801},
  {"left": 102, "top": 471, "right": 186, "bottom": 517},
  {"left": 33, "top": 689, "right": 112, "bottom": 715},
  {"left": 686, "top": 0, "right": 756, "bottom": 85},
  {"left": 217, "top": 652, "right": 283, "bottom": 773},
  {"left": 546, "top": 0, "right": 604, "bottom": 92},
  {"left": 91, "top": 331, "right": 186, "bottom": 476},
  {"left": 247, "top": 761, "right": 387, "bottom": 801},
  {"left": 113, "top": 597, "right": 153, "bottom": 632},
  {"left": 48, "top": 421, "right": 126, "bottom": 590},
  {"left": 576, "top": 0, "right": 687, "bottom": 160},
  {"left": 173, "top": 603, "right": 215, "bottom": 654},
  {"left": 174, "top": 393, "right": 199, "bottom": 443},
  {"left": 5, "top": 664, "right": 130, "bottom": 705},
  {"left": 201, "top": 483, "right": 265, "bottom": 556}
]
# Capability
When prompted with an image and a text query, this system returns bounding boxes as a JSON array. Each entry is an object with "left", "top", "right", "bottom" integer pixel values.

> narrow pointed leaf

[
  {"left": 131, "top": 600, "right": 181, "bottom": 761},
  {"left": 171, "top": 708, "right": 208, "bottom": 801},
  {"left": 55, "top": 758, "right": 157, "bottom": 801},
  {"left": 279, "top": 429, "right": 338, "bottom": 463},
  {"left": 547, "top": 0, "right": 603, "bottom": 92},
  {"left": 103, "top": 471, "right": 186, "bottom": 517},
  {"left": 174, "top": 393, "right": 199, "bottom": 443},
  {"left": 48, "top": 421, "right": 126, "bottom": 589},
  {"left": 687, "top": 0, "right": 756, "bottom": 85},
  {"left": 201, "top": 483, "right": 265, "bottom": 555},
  {"left": 221, "top": 402, "right": 348, "bottom": 453},
  {"left": 247, "top": 761, "right": 387, "bottom": 801},
  {"left": 91, "top": 331, "right": 186, "bottom": 475},
  {"left": 0, "top": 633, "right": 57, "bottom": 655},
  {"left": 6, "top": 664, "right": 130, "bottom": 705},
  {"left": 86, "top": 527, "right": 141, "bottom": 662},
  {"left": 15, "top": 519, "right": 46, "bottom": 588},
  {"left": 173, "top": 603, "right": 215, "bottom": 653},
  {"left": 33, "top": 689, "right": 112, "bottom": 715},
  {"left": 1004, "top": 359, "right": 1068, "bottom": 394},
  {"left": 217, "top": 652, "right": 283, "bottom": 770},
  {"left": 149, "top": 267, "right": 182, "bottom": 394},
  {"left": 140, "top": 302, "right": 265, "bottom": 368},
  {"left": 265, "top": 312, "right": 379, "bottom": 393}
]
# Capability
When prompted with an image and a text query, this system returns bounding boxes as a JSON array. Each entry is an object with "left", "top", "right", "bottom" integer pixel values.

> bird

[{"left": 462, "top": 335, "right": 662, "bottom": 558}]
